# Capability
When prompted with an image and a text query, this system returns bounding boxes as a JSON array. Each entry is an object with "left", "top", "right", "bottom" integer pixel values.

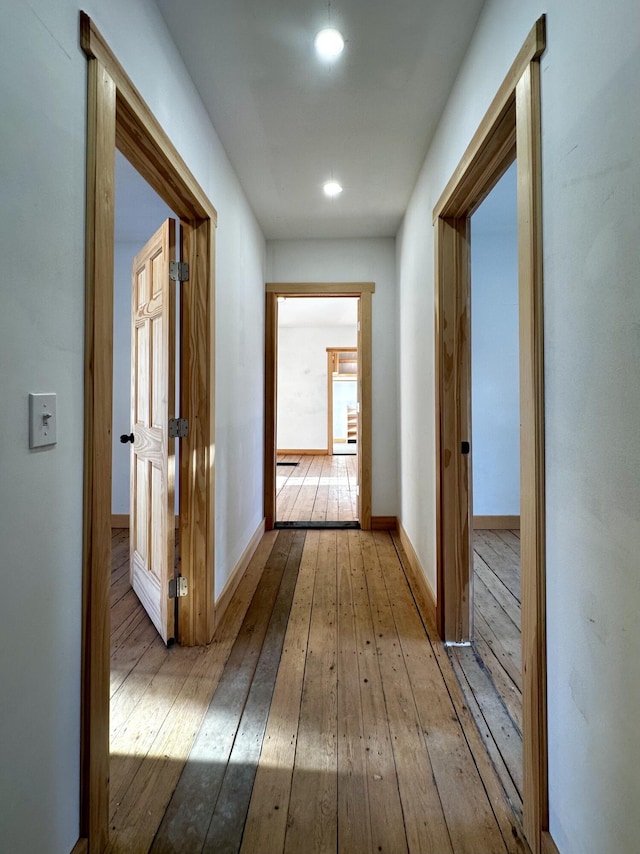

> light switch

[{"left": 29, "top": 393, "right": 57, "bottom": 448}]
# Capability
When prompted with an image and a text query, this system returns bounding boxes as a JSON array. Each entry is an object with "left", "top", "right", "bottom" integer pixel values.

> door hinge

[
  {"left": 169, "top": 417, "right": 189, "bottom": 438},
  {"left": 170, "top": 260, "right": 189, "bottom": 282},
  {"left": 169, "top": 576, "right": 188, "bottom": 598}
]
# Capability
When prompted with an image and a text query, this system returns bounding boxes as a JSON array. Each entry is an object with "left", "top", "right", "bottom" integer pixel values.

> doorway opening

[
  {"left": 433, "top": 16, "right": 549, "bottom": 854},
  {"left": 275, "top": 296, "right": 359, "bottom": 527},
  {"left": 112, "top": 151, "right": 183, "bottom": 644},
  {"left": 446, "top": 161, "right": 524, "bottom": 824},
  {"left": 265, "top": 283, "right": 374, "bottom": 532},
  {"left": 81, "top": 13, "right": 217, "bottom": 850}
]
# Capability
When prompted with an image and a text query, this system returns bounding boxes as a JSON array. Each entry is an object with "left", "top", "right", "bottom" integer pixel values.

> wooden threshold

[{"left": 474, "top": 515, "right": 521, "bottom": 530}]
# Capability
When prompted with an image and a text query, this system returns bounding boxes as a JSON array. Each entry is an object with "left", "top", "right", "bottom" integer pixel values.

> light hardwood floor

[
  {"left": 276, "top": 452, "right": 357, "bottom": 523},
  {"left": 448, "top": 530, "right": 523, "bottom": 824},
  {"left": 109, "top": 527, "right": 529, "bottom": 854}
]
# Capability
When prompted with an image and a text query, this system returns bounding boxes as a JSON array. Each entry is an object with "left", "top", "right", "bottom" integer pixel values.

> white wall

[
  {"left": 471, "top": 162, "right": 519, "bottom": 516},
  {"left": 0, "top": 0, "right": 266, "bottom": 850},
  {"left": 278, "top": 326, "right": 357, "bottom": 450},
  {"left": 267, "top": 239, "right": 398, "bottom": 516},
  {"left": 396, "top": 2, "right": 640, "bottom": 852}
]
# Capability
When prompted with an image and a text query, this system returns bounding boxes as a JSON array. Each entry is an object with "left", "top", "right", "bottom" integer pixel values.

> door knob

[{"left": 120, "top": 432, "right": 134, "bottom": 444}]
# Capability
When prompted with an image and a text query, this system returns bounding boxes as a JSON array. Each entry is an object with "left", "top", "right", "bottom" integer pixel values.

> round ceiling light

[
  {"left": 314, "top": 28, "right": 344, "bottom": 59},
  {"left": 323, "top": 180, "right": 343, "bottom": 198}
]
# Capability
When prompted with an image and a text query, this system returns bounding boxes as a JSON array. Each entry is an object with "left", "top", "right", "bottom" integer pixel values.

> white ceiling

[{"left": 154, "top": 0, "right": 485, "bottom": 240}]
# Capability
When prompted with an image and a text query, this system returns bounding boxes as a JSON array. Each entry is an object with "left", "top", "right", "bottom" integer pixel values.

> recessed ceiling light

[
  {"left": 323, "top": 180, "right": 343, "bottom": 197},
  {"left": 314, "top": 28, "right": 344, "bottom": 59}
]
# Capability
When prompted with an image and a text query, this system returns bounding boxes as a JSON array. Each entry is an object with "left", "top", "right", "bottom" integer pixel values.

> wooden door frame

[
  {"left": 433, "top": 16, "right": 549, "bottom": 853},
  {"left": 81, "top": 13, "right": 217, "bottom": 851},
  {"left": 326, "top": 347, "right": 358, "bottom": 453},
  {"left": 265, "top": 284, "right": 373, "bottom": 530}
]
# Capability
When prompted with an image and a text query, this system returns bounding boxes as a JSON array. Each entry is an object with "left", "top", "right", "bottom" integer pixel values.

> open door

[{"left": 128, "top": 218, "right": 176, "bottom": 645}]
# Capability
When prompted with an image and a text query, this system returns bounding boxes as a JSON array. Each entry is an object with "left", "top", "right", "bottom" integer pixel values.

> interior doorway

[
  {"left": 447, "top": 161, "right": 524, "bottom": 824},
  {"left": 264, "top": 282, "right": 374, "bottom": 531},
  {"left": 81, "top": 13, "right": 217, "bottom": 849},
  {"left": 433, "top": 16, "right": 548, "bottom": 853},
  {"left": 274, "top": 297, "right": 359, "bottom": 526}
]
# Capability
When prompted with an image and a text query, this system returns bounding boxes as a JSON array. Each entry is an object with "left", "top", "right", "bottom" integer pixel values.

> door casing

[
  {"left": 433, "top": 16, "right": 549, "bottom": 854},
  {"left": 264, "top": 283, "right": 374, "bottom": 530},
  {"left": 81, "top": 13, "right": 216, "bottom": 851}
]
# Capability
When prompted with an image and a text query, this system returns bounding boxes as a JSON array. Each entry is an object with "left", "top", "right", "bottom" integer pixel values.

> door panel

[{"left": 130, "top": 218, "right": 176, "bottom": 644}]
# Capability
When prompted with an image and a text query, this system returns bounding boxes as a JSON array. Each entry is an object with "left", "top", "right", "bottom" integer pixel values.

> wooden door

[{"left": 129, "top": 218, "right": 177, "bottom": 644}]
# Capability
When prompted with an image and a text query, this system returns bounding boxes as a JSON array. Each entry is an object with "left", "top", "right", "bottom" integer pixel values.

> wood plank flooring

[
  {"left": 276, "top": 453, "right": 357, "bottom": 523},
  {"left": 109, "top": 527, "right": 529, "bottom": 854},
  {"left": 447, "top": 530, "right": 523, "bottom": 824}
]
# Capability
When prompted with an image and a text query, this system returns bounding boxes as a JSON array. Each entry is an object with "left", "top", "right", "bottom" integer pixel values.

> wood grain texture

[
  {"left": 81, "top": 56, "right": 116, "bottom": 853},
  {"left": 70, "top": 839, "right": 89, "bottom": 854},
  {"left": 107, "top": 530, "right": 278, "bottom": 854},
  {"left": 178, "top": 218, "right": 216, "bottom": 646},
  {"left": 541, "top": 832, "right": 561, "bottom": 854},
  {"left": 516, "top": 58, "right": 548, "bottom": 852},
  {"left": 240, "top": 532, "right": 319, "bottom": 854},
  {"left": 276, "top": 453, "right": 357, "bottom": 523},
  {"left": 202, "top": 533, "right": 305, "bottom": 853},
  {"left": 266, "top": 282, "right": 375, "bottom": 295},
  {"left": 370, "top": 515, "right": 397, "bottom": 531},
  {"left": 362, "top": 534, "right": 454, "bottom": 853},
  {"left": 345, "top": 531, "right": 409, "bottom": 854},
  {"left": 436, "top": 215, "right": 473, "bottom": 642},
  {"left": 108, "top": 529, "right": 529, "bottom": 853},
  {"left": 129, "top": 218, "right": 176, "bottom": 644},
  {"left": 283, "top": 530, "right": 338, "bottom": 854}
]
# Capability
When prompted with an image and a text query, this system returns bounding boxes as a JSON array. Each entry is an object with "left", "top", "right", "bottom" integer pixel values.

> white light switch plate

[{"left": 29, "top": 393, "right": 57, "bottom": 448}]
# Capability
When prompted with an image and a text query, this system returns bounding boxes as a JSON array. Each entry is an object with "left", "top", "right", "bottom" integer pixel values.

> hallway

[{"left": 109, "top": 528, "right": 528, "bottom": 853}]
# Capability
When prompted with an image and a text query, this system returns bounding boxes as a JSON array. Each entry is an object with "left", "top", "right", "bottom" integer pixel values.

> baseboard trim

[
  {"left": 111, "top": 514, "right": 179, "bottom": 529},
  {"left": 542, "top": 831, "right": 561, "bottom": 854},
  {"left": 277, "top": 449, "right": 329, "bottom": 455},
  {"left": 393, "top": 522, "right": 438, "bottom": 635},
  {"left": 70, "top": 840, "right": 88, "bottom": 854},
  {"left": 214, "top": 518, "right": 266, "bottom": 626},
  {"left": 371, "top": 515, "right": 397, "bottom": 531},
  {"left": 473, "top": 514, "right": 520, "bottom": 530}
]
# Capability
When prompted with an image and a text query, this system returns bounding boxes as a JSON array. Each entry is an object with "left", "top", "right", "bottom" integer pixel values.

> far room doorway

[
  {"left": 276, "top": 297, "right": 359, "bottom": 526},
  {"left": 264, "top": 282, "right": 374, "bottom": 531}
]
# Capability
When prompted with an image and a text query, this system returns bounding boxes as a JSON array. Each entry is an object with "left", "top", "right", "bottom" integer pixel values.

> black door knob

[{"left": 120, "top": 433, "right": 134, "bottom": 444}]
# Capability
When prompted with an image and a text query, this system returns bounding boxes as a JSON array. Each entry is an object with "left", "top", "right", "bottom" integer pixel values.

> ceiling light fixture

[
  {"left": 314, "top": 27, "right": 344, "bottom": 59},
  {"left": 323, "top": 180, "right": 343, "bottom": 198}
]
